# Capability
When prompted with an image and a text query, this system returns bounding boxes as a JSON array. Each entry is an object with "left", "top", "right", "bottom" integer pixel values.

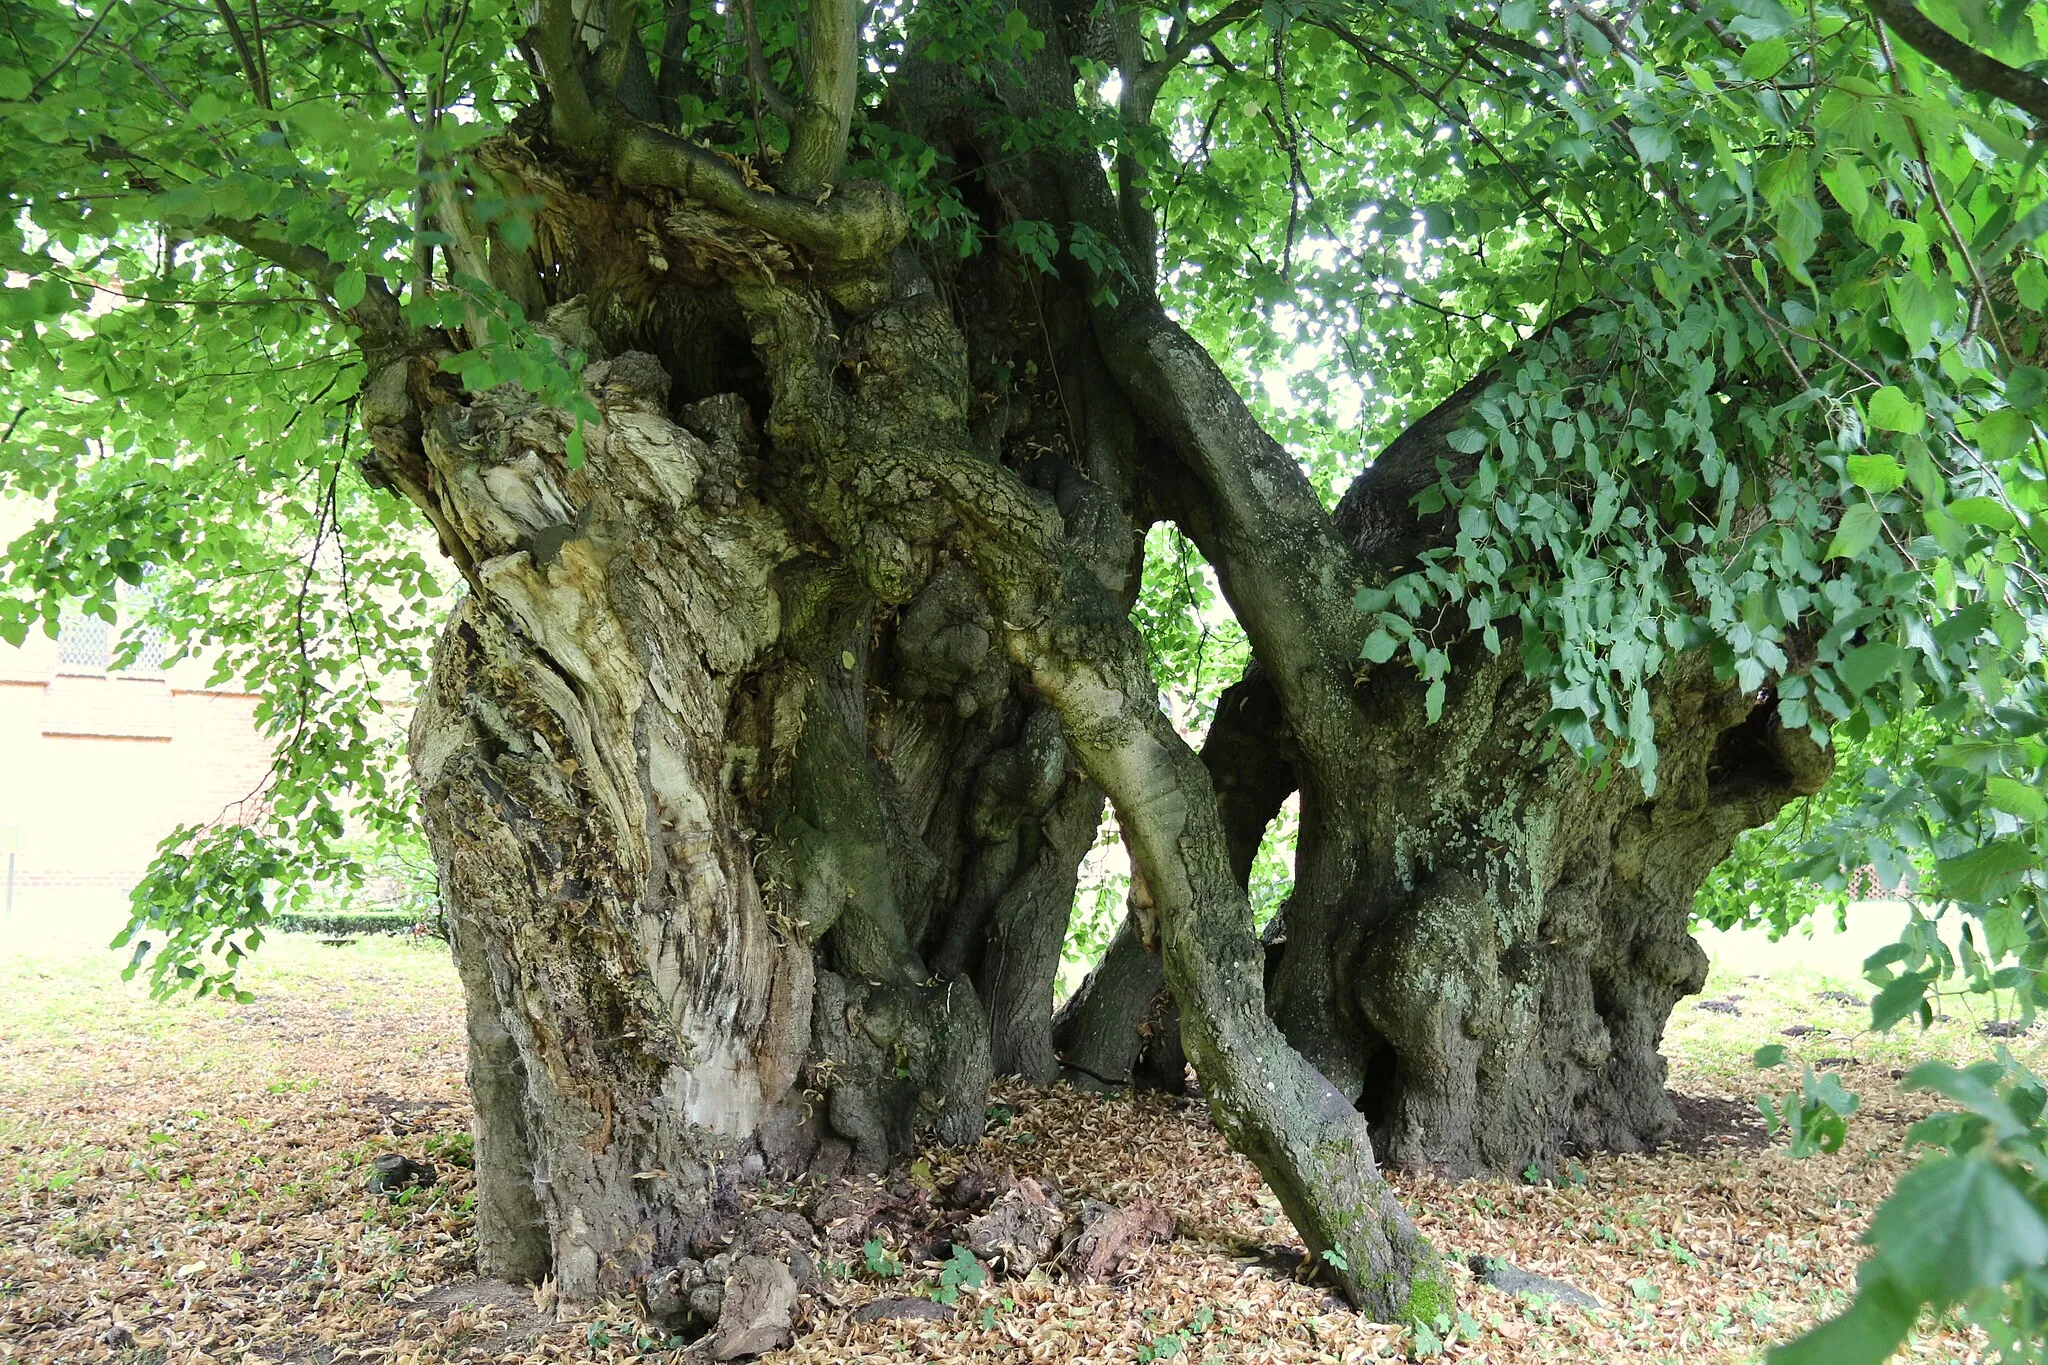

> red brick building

[{"left": 0, "top": 606, "right": 274, "bottom": 897}]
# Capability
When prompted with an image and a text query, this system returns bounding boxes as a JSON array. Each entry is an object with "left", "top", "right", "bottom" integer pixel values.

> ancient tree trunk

[
  {"left": 360, "top": 131, "right": 1441, "bottom": 1310},
  {"left": 1056, "top": 337, "right": 1837, "bottom": 1181},
  {"left": 367, "top": 295, "right": 1095, "bottom": 1294},
  {"left": 389, "top": 350, "right": 819, "bottom": 1300},
  {"left": 1274, "top": 651, "right": 1831, "bottom": 1176}
]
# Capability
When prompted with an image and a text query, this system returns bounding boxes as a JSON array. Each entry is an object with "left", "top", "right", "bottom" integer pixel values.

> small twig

[
  {"left": 25, "top": 4, "right": 115, "bottom": 99},
  {"left": 1873, "top": 14, "right": 2018, "bottom": 363}
]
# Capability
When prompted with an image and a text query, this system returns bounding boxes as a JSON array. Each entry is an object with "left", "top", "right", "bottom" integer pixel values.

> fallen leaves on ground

[{"left": 0, "top": 939, "right": 2038, "bottom": 1363}]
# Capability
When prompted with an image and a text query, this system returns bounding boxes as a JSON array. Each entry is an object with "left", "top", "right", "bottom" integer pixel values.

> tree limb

[
  {"left": 528, "top": 0, "right": 900, "bottom": 262},
  {"left": 1132, "top": 0, "right": 1256, "bottom": 113},
  {"left": 26, "top": 4, "right": 115, "bottom": 100},
  {"left": 740, "top": 0, "right": 798, "bottom": 126},
  {"left": 1864, "top": 0, "right": 2048, "bottom": 125},
  {"left": 781, "top": 0, "right": 861, "bottom": 194},
  {"left": 210, "top": 0, "right": 275, "bottom": 116},
  {"left": 1094, "top": 300, "right": 1375, "bottom": 767},
  {"left": 204, "top": 216, "right": 411, "bottom": 356}
]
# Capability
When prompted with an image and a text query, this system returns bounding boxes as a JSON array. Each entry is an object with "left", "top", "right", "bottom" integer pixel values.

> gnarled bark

[
  {"left": 395, "top": 348, "right": 817, "bottom": 1301},
  {"left": 1056, "top": 298, "right": 1836, "bottom": 1182}
]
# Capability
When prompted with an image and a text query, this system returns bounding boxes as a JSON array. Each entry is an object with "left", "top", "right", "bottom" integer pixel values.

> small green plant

[
  {"left": 1754, "top": 1045, "right": 1860, "bottom": 1157},
  {"left": 425, "top": 1132, "right": 474, "bottom": 1168},
  {"left": 1137, "top": 1305, "right": 1214, "bottom": 1361},
  {"left": 930, "top": 1245, "right": 985, "bottom": 1304},
  {"left": 861, "top": 1237, "right": 902, "bottom": 1279},
  {"left": 1319, "top": 1245, "right": 1349, "bottom": 1274}
]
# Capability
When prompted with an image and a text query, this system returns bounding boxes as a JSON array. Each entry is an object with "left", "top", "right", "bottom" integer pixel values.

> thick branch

[
  {"left": 996, "top": 555, "right": 1440, "bottom": 1320},
  {"left": 211, "top": 0, "right": 274, "bottom": 111},
  {"left": 1095, "top": 303, "right": 1372, "bottom": 763},
  {"left": 782, "top": 0, "right": 861, "bottom": 195},
  {"left": 204, "top": 216, "right": 411, "bottom": 356},
  {"left": 1865, "top": 0, "right": 2048, "bottom": 124},
  {"left": 1003, "top": 0, "right": 1371, "bottom": 773},
  {"left": 529, "top": 0, "right": 901, "bottom": 264}
]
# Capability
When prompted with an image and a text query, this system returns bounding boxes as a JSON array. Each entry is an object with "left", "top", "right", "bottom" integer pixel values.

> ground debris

[
  {"left": 706, "top": 1255, "right": 796, "bottom": 1359},
  {"left": 5, "top": 933, "right": 2040, "bottom": 1363},
  {"left": 1063, "top": 1196, "right": 1175, "bottom": 1283},
  {"left": 365, "top": 1151, "right": 436, "bottom": 1195},
  {"left": 850, "top": 1296, "right": 954, "bottom": 1323},
  {"left": 961, "top": 1174, "right": 1066, "bottom": 1274}
]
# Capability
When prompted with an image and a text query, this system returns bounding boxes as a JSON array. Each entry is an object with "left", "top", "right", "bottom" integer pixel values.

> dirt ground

[{"left": 2, "top": 916, "right": 2041, "bottom": 1364}]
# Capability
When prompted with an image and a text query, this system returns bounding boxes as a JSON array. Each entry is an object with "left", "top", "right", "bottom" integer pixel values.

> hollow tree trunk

[
  {"left": 366, "top": 285, "right": 1109, "bottom": 1293},
  {"left": 1283, "top": 650, "right": 1831, "bottom": 1176},
  {"left": 1057, "top": 330, "right": 1837, "bottom": 1182}
]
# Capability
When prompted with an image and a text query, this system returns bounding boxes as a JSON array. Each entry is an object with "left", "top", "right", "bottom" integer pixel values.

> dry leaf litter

[{"left": 3, "top": 939, "right": 2041, "bottom": 1364}]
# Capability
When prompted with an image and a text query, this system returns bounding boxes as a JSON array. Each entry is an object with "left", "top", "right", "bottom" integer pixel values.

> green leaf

[
  {"left": 332, "top": 269, "right": 367, "bottom": 311},
  {"left": 1870, "top": 970, "right": 1935, "bottom": 1031},
  {"left": 1765, "top": 1277, "right": 1917, "bottom": 1365},
  {"left": 1844, "top": 454, "right": 1903, "bottom": 494},
  {"left": 1501, "top": 0, "right": 1536, "bottom": 30},
  {"left": 1753, "top": 1043, "right": 1789, "bottom": 1069},
  {"left": 1819, "top": 157, "right": 1869, "bottom": 218},
  {"left": 1936, "top": 838, "right": 2036, "bottom": 900},
  {"left": 0, "top": 68, "right": 30, "bottom": 102},
  {"left": 1985, "top": 775, "right": 2048, "bottom": 822},
  {"left": 1836, "top": 642, "right": 1903, "bottom": 696},
  {"left": 1988, "top": 199, "right": 2048, "bottom": 266},
  {"left": 1974, "top": 408, "right": 2034, "bottom": 462},
  {"left": 1864, "top": 1155, "right": 2048, "bottom": 1306},
  {"left": 1867, "top": 386, "right": 1925, "bottom": 434},
  {"left": 2006, "top": 366, "right": 2048, "bottom": 413},
  {"left": 1888, "top": 275, "right": 1945, "bottom": 353},
  {"left": 1946, "top": 495, "right": 2017, "bottom": 532},
  {"left": 1740, "top": 37, "right": 1793, "bottom": 79},
  {"left": 1903, "top": 1062, "right": 2031, "bottom": 1140},
  {"left": 1629, "top": 125, "right": 1675, "bottom": 164},
  {"left": 187, "top": 91, "right": 231, "bottom": 125},
  {"left": 2017, "top": 260, "right": 2048, "bottom": 312},
  {"left": 1361, "top": 629, "right": 1399, "bottom": 664},
  {"left": 1826, "top": 503, "right": 1884, "bottom": 560}
]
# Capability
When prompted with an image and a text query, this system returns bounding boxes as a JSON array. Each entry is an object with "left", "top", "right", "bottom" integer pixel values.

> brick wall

[{"left": 0, "top": 628, "right": 275, "bottom": 893}]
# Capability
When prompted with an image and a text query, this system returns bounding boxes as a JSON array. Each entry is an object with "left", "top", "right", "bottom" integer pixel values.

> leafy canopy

[{"left": 4, "top": 0, "right": 2048, "bottom": 1354}]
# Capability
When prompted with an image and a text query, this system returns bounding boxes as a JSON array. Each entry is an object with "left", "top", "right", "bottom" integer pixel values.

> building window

[
  {"left": 54, "top": 596, "right": 168, "bottom": 677},
  {"left": 54, "top": 609, "right": 112, "bottom": 673}
]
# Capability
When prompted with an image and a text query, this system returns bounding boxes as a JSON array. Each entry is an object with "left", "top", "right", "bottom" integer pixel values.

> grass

[{"left": 0, "top": 892, "right": 2041, "bottom": 1363}]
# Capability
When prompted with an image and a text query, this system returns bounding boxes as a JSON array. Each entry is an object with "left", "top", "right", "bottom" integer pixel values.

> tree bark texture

[
  {"left": 340, "top": 0, "right": 1825, "bottom": 1321},
  {"left": 1055, "top": 352, "right": 1837, "bottom": 1180}
]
